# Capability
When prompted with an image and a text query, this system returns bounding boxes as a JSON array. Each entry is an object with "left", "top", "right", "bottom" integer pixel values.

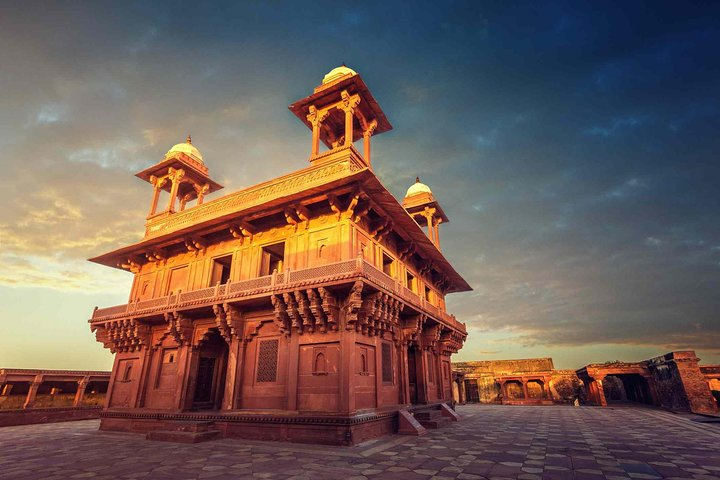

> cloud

[{"left": 1, "top": 1, "right": 720, "bottom": 368}]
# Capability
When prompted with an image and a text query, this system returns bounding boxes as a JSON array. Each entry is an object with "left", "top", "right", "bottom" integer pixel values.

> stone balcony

[{"left": 90, "top": 258, "right": 466, "bottom": 334}]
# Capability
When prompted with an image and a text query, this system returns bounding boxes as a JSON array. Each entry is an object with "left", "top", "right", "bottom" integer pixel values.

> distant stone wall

[
  {"left": 453, "top": 359, "right": 579, "bottom": 404},
  {"left": 454, "top": 358, "right": 554, "bottom": 376}
]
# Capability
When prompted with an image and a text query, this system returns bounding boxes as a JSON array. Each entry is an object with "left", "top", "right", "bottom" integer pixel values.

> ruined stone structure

[
  {"left": 452, "top": 358, "right": 580, "bottom": 405},
  {"left": 0, "top": 369, "right": 109, "bottom": 426},
  {"left": 576, "top": 351, "right": 718, "bottom": 414},
  {"left": 701, "top": 364, "right": 720, "bottom": 408},
  {"left": 87, "top": 66, "right": 470, "bottom": 445}
]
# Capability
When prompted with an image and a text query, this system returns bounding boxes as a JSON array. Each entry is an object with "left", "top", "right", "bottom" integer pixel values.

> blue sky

[{"left": 0, "top": 1, "right": 718, "bottom": 370}]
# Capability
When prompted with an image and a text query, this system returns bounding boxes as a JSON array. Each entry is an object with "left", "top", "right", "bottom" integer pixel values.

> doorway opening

[{"left": 192, "top": 328, "right": 228, "bottom": 410}]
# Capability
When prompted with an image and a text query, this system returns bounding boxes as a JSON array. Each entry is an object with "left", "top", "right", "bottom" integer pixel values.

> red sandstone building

[{"left": 87, "top": 66, "right": 469, "bottom": 444}]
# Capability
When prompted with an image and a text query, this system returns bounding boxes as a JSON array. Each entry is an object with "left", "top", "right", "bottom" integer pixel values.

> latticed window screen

[
  {"left": 381, "top": 343, "right": 393, "bottom": 383},
  {"left": 256, "top": 339, "right": 279, "bottom": 383}
]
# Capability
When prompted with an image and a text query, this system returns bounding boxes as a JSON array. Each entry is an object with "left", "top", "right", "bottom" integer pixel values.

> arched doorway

[
  {"left": 504, "top": 380, "right": 524, "bottom": 400},
  {"left": 526, "top": 380, "right": 546, "bottom": 399},
  {"left": 192, "top": 328, "right": 228, "bottom": 410}
]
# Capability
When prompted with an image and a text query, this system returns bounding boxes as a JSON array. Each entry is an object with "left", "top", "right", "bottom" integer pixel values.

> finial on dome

[
  {"left": 405, "top": 177, "right": 432, "bottom": 198},
  {"left": 186, "top": 134, "right": 192, "bottom": 144}
]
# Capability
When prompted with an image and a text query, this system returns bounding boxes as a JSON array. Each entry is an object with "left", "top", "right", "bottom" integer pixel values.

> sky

[{"left": 0, "top": 1, "right": 719, "bottom": 371}]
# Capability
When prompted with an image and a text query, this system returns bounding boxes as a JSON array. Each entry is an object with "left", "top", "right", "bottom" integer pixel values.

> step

[
  {"left": 146, "top": 429, "right": 223, "bottom": 444},
  {"left": 418, "top": 417, "right": 452, "bottom": 429},
  {"left": 414, "top": 410, "right": 443, "bottom": 421}
]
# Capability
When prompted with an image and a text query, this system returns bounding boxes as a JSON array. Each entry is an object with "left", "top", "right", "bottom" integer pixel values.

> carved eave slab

[
  {"left": 402, "top": 193, "right": 450, "bottom": 224},
  {"left": 289, "top": 73, "right": 393, "bottom": 143},
  {"left": 135, "top": 153, "right": 223, "bottom": 193}
]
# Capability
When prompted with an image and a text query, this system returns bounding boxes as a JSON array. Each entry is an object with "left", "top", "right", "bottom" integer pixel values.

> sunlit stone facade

[{"left": 88, "top": 67, "right": 470, "bottom": 444}]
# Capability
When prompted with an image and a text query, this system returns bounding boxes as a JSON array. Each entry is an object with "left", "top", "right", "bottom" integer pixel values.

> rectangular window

[
  {"left": 406, "top": 271, "right": 416, "bottom": 292},
  {"left": 256, "top": 339, "right": 279, "bottom": 383},
  {"left": 210, "top": 255, "right": 232, "bottom": 285},
  {"left": 260, "top": 242, "right": 285, "bottom": 276},
  {"left": 424, "top": 285, "right": 432, "bottom": 303},
  {"left": 382, "top": 252, "right": 394, "bottom": 277},
  {"left": 381, "top": 343, "right": 393, "bottom": 383}
]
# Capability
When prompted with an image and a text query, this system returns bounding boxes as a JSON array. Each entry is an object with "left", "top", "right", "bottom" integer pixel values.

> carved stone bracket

[
  {"left": 229, "top": 220, "right": 255, "bottom": 245},
  {"left": 272, "top": 287, "right": 338, "bottom": 336},
  {"left": 92, "top": 319, "right": 150, "bottom": 354},
  {"left": 345, "top": 280, "right": 365, "bottom": 331},
  {"left": 160, "top": 311, "right": 193, "bottom": 346},
  {"left": 439, "top": 328, "right": 465, "bottom": 356},
  {"left": 345, "top": 282, "right": 403, "bottom": 336},
  {"left": 421, "top": 322, "right": 442, "bottom": 353},
  {"left": 213, "top": 303, "right": 243, "bottom": 343},
  {"left": 401, "top": 314, "right": 425, "bottom": 347},
  {"left": 271, "top": 294, "right": 292, "bottom": 336},
  {"left": 184, "top": 236, "right": 206, "bottom": 254}
]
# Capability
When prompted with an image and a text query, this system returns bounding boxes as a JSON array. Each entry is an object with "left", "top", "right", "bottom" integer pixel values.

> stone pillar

[
  {"left": 400, "top": 342, "right": 410, "bottom": 405},
  {"left": 197, "top": 184, "right": 209, "bottom": 206},
  {"left": 343, "top": 107, "right": 354, "bottom": 147},
  {"left": 148, "top": 177, "right": 162, "bottom": 217},
  {"left": 594, "top": 375, "right": 608, "bottom": 406},
  {"left": 362, "top": 119, "right": 377, "bottom": 166},
  {"left": 222, "top": 336, "right": 242, "bottom": 410},
  {"left": 73, "top": 378, "right": 89, "bottom": 407},
  {"left": 134, "top": 346, "right": 154, "bottom": 408},
  {"left": 286, "top": 333, "right": 300, "bottom": 411},
  {"left": 460, "top": 378, "right": 466, "bottom": 404},
  {"left": 339, "top": 328, "right": 356, "bottom": 414},
  {"left": 23, "top": 378, "right": 42, "bottom": 409},
  {"left": 340, "top": 90, "right": 360, "bottom": 148},
  {"left": 176, "top": 344, "right": 197, "bottom": 412},
  {"left": 522, "top": 380, "right": 529, "bottom": 400},
  {"left": 167, "top": 168, "right": 184, "bottom": 213}
]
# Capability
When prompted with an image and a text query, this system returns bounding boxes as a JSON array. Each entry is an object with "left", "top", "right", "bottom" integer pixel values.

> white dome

[
  {"left": 322, "top": 65, "right": 357, "bottom": 84},
  {"left": 405, "top": 177, "right": 432, "bottom": 197},
  {"left": 165, "top": 135, "right": 203, "bottom": 163}
]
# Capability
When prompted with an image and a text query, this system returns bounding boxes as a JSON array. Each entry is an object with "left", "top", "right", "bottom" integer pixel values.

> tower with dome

[{"left": 87, "top": 66, "right": 471, "bottom": 444}]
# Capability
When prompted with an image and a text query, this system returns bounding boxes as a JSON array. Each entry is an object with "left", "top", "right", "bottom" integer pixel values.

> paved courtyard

[{"left": 0, "top": 405, "right": 719, "bottom": 480}]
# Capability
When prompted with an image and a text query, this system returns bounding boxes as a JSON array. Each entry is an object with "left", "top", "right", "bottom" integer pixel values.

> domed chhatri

[
  {"left": 405, "top": 176, "right": 433, "bottom": 198},
  {"left": 402, "top": 176, "right": 449, "bottom": 250},
  {"left": 165, "top": 135, "right": 204, "bottom": 164},
  {"left": 321, "top": 65, "right": 357, "bottom": 85}
]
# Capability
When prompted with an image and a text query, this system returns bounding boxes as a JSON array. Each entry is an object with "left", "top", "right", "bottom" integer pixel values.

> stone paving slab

[{"left": 0, "top": 405, "right": 718, "bottom": 479}]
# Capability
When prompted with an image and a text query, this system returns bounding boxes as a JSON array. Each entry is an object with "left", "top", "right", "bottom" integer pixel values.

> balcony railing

[{"left": 91, "top": 258, "right": 465, "bottom": 332}]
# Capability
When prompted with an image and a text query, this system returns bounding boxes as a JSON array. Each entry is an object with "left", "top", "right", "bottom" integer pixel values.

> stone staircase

[
  {"left": 145, "top": 420, "right": 222, "bottom": 444},
  {"left": 414, "top": 408, "right": 452, "bottom": 429}
]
